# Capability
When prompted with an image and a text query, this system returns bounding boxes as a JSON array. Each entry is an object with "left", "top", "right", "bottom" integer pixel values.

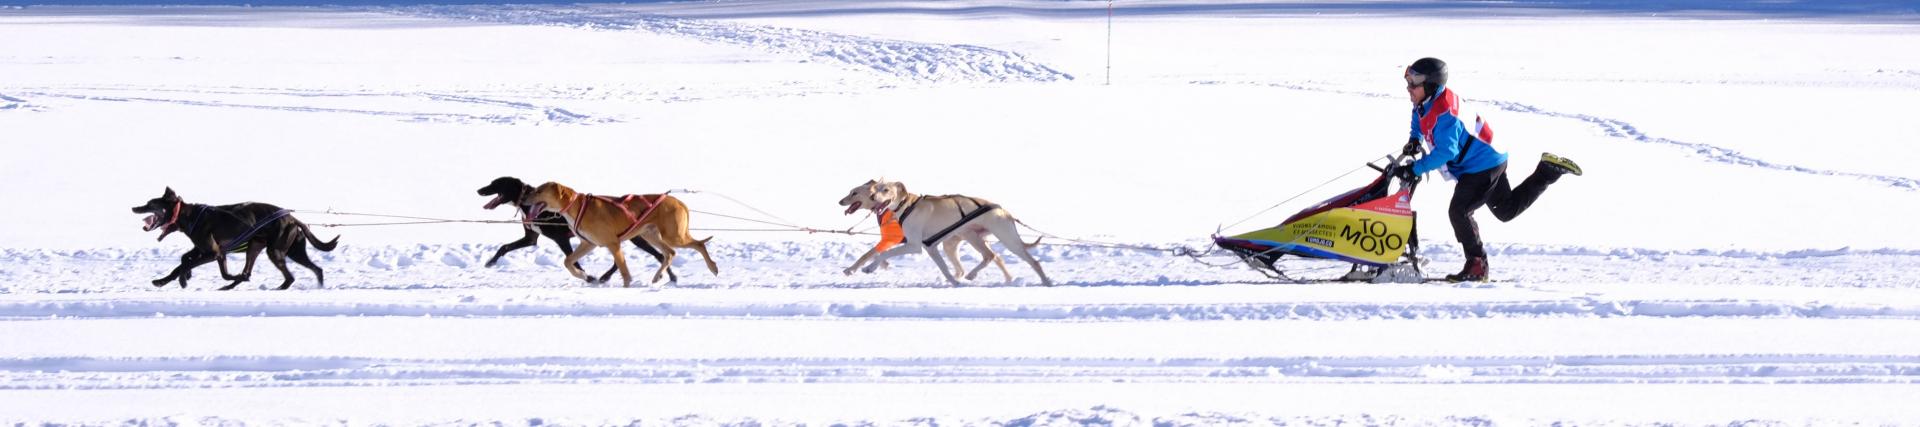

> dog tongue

[
  {"left": 483, "top": 195, "right": 505, "bottom": 210},
  {"left": 141, "top": 213, "right": 160, "bottom": 232},
  {"left": 843, "top": 202, "right": 860, "bottom": 215}
]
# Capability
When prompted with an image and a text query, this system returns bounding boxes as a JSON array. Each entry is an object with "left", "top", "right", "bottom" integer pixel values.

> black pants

[{"left": 1449, "top": 162, "right": 1563, "bottom": 259}]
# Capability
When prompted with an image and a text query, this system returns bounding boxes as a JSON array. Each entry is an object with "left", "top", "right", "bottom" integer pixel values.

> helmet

[{"left": 1405, "top": 57, "right": 1448, "bottom": 100}]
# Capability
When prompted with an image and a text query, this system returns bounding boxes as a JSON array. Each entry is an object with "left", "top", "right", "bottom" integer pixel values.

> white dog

[
  {"left": 837, "top": 179, "right": 1052, "bottom": 286},
  {"left": 839, "top": 211, "right": 1014, "bottom": 283}
]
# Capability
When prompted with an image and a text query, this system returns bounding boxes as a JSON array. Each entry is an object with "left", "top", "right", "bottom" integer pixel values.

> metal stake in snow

[{"left": 1106, "top": 0, "right": 1113, "bottom": 86}]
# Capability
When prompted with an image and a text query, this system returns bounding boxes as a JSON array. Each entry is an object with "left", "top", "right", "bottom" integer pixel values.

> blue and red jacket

[{"left": 1410, "top": 85, "right": 1506, "bottom": 178}]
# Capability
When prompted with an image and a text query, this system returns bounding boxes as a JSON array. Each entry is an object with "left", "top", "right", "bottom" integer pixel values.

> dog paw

[
  {"left": 151, "top": 279, "right": 169, "bottom": 287},
  {"left": 860, "top": 265, "right": 879, "bottom": 274}
]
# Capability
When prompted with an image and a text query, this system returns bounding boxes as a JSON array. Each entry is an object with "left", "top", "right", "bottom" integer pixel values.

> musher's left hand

[
  {"left": 1401, "top": 137, "right": 1422, "bottom": 157},
  {"left": 1395, "top": 164, "right": 1421, "bottom": 183}
]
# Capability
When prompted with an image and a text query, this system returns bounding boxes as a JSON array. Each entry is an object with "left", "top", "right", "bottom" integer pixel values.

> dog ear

[
  {"left": 163, "top": 187, "right": 176, "bottom": 198},
  {"left": 892, "top": 182, "right": 907, "bottom": 195}
]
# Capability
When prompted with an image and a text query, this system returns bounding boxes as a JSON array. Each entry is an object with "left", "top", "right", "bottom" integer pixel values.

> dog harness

[
  {"left": 167, "top": 203, "right": 291, "bottom": 253},
  {"left": 896, "top": 195, "right": 1000, "bottom": 247},
  {"left": 872, "top": 209, "right": 904, "bottom": 253},
  {"left": 180, "top": 204, "right": 209, "bottom": 235},
  {"left": 216, "top": 209, "right": 293, "bottom": 253},
  {"left": 567, "top": 193, "right": 666, "bottom": 242}
]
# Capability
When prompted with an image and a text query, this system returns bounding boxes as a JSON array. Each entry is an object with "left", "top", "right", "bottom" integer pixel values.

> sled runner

[{"left": 1213, "top": 155, "right": 1428, "bottom": 283}]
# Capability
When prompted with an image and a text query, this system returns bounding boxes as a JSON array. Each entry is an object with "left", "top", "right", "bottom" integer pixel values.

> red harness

[{"left": 567, "top": 193, "right": 666, "bottom": 241}]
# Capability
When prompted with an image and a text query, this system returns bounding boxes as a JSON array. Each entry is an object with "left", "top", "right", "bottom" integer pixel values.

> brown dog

[{"left": 523, "top": 182, "right": 718, "bottom": 287}]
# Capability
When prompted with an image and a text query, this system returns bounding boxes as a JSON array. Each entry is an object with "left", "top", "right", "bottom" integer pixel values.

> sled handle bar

[{"left": 1368, "top": 153, "right": 1413, "bottom": 172}]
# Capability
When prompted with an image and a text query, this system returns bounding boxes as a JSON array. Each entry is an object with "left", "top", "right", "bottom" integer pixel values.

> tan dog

[
  {"left": 523, "top": 182, "right": 718, "bottom": 287},
  {"left": 838, "top": 179, "right": 1051, "bottom": 286},
  {"left": 839, "top": 210, "right": 1014, "bottom": 283}
]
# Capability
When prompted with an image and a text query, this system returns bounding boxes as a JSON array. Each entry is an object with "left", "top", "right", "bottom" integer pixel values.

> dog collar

[
  {"left": 161, "top": 199, "right": 184, "bottom": 231},
  {"left": 894, "top": 195, "right": 921, "bottom": 224}
]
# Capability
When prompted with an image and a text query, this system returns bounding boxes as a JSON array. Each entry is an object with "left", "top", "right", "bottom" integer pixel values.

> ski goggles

[{"left": 1404, "top": 67, "right": 1427, "bottom": 89}]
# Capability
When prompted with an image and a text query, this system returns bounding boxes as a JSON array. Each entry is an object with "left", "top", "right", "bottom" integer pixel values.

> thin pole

[{"left": 1106, "top": 0, "right": 1113, "bottom": 85}]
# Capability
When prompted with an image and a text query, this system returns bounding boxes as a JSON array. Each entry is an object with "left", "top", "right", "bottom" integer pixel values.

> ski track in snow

[
  {"left": 3, "top": 86, "right": 618, "bottom": 125},
  {"left": 0, "top": 406, "right": 1807, "bottom": 427},
  {"left": 4, "top": 354, "right": 1917, "bottom": 390},
  {"left": 0, "top": 92, "right": 42, "bottom": 111},
  {"left": 3, "top": 242, "right": 1918, "bottom": 320},
  {"left": 1223, "top": 81, "right": 1920, "bottom": 191},
  {"left": 384, "top": 5, "right": 1074, "bottom": 84},
  {"left": 9, "top": 294, "right": 1918, "bottom": 321}
]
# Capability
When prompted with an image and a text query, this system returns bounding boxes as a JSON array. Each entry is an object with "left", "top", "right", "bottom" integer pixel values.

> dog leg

[
  {"left": 288, "top": 242, "right": 324, "bottom": 288},
  {"left": 629, "top": 236, "right": 676, "bottom": 283},
  {"left": 486, "top": 228, "right": 539, "bottom": 268},
  {"left": 268, "top": 247, "right": 296, "bottom": 290},
  {"left": 218, "top": 245, "right": 262, "bottom": 291},
  {"left": 862, "top": 244, "right": 919, "bottom": 274},
  {"left": 605, "top": 241, "right": 633, "bottom": 287},
  {"left": 845, "top": 247, "right": 881, "bottom": 275},
  {"left": 211, "top": 237, "right": 236, "bottom": 284},
  {"left": 155, "top": 251, "right": 192, "bottom": 287},
  {"left": 962, "top": 234, "right": 1011, "bottom": 283},
  {"left": 688, "top": 237, "right": 718, "bottom": 276},
  {"left": 544, "top": 230, "right": 591, "bottom": 275},
  {"left": 990, "top": 225, "right": 1053, "bottom": 286},
  {"left": 941, "top": 238, "right": 968, "bottom": 279},
  {"left": 653, "top": 217, "right": 715, "bottom": 276},
  {"left": 563, "top": 240, "right": 598, "bottom": 283},
  {"left": 638, "top": 226, "right": 676, "bottom": 284},
  {"left": 922, "top": 244, "right": 966, "bottom": 287},
  {"left": 230, "top": 245, "right": 262, "bottom": 282},
  {"left": 596, "top": 264, "right": 619, "bottom": 285},
  {"left": 157, "top": 251, "right": 215, "bottom": 288}
]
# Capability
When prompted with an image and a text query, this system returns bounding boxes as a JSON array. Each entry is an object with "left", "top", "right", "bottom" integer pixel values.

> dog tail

[{"left": 299, "top": 223, "right": 340, "bottom": 252}]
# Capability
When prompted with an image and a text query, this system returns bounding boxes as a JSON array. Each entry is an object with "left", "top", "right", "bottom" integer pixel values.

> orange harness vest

[{"left": 873, "top": 209, "right": 905, "bottom": 253}]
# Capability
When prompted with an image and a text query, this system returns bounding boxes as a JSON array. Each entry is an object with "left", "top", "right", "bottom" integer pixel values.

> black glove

[
  {"left": 1395, "top": 164, "right": 1421, "bottom": 183},
  {"left": 1401, "top": 137, "right": 1422, "bottom": 156}
]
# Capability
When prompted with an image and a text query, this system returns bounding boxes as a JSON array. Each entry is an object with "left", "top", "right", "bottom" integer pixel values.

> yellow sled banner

[{"left": 1229, "top": 207, "right": 1413, "bottom": 265}]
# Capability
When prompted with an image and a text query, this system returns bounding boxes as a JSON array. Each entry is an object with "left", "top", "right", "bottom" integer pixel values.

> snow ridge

[
  {"left": 385, "top": 5, "right": 1074, "bottom": 84},
  {"left": 1229, "top": 81, "right": 1920, "bottom": 190}
]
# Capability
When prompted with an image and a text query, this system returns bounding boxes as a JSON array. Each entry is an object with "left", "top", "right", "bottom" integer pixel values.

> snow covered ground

[{"left": 3, "top": 1, "right": 1920, "bottom": 425}]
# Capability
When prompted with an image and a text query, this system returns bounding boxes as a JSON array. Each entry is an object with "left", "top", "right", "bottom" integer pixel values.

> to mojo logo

[{"left": 1339, "top": 219, "right": 1404, "bottom": 256}]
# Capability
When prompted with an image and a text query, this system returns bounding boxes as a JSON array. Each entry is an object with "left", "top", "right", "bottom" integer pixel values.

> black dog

[
  {"left": 131, "top": 187, "right": 338, "bottom": 290},
  {"left": 477, "top": 177, "right": 677, "bottom": 283}
]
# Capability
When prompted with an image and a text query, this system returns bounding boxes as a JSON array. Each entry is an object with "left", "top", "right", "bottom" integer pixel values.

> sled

[{"left": 1212, "top": 155, "right": 1428, "bottom": 283}]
